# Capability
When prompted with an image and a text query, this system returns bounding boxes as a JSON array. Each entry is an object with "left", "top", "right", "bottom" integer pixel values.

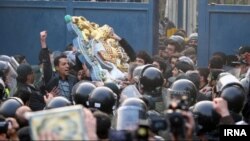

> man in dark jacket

[
  {"left": 40, "top": 31, "right": 77, "bottom": 103},
  {"left": 14, "top": 64, "right": 46, "bottom": 111}
]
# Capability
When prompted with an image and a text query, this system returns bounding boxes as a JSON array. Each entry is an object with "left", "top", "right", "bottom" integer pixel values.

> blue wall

[
  {"left": 198, "top": 0, "right": 250, "bottom": 67},
  {"left": 0, "top": 0, "right": 159, "bottom": 65}
]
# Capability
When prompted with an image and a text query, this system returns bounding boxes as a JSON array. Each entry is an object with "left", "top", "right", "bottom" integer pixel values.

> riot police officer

[{"left": 138, "top": 65, "right": 165, "bottom": 113}]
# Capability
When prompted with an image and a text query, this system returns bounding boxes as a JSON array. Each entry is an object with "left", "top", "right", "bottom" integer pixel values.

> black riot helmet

[
  {"left": 0, "top": 55, "right": 19, "bottom": 71},
  {"left": 0, "top": 78, "right": 5, "bottom": 100},
  {"left": 104, "top": 82, "right": 120, "bottom": 96},
  {"left": 240, "top": 77, "right": 249, "bottom": 95},
  {"left": 139, "top": 65, "right": 164, "bottom": 94},
  {"left": 192, "top": 101, "right": 220, "bottom": 135},
  {"left": 0, "top": 61, "right": 9, "bottom": 74},
  {"left": 121, "top": 97, "right": 147, "bottom": 111},
  {"left": 46, "top": 96, "right": 71, "bottom": 109},
  {"left": 88, "top": 87, "right": 117, "bottom": 114},
  {"left": 0, "top": 97, "right": 24, "bottom": 117},
  {"left": 117, "top": 98, "right": 147, "bottom": 131},
  {"left": 168, "top": 79, "right": 197, "bottom": 107},
  {"left": 71, "top": 81, "right": 81, "bottom": 96},
  {"left": 73, "top": 81, "right": 96, "bottom": 107},
  {"left": 220, "top": 85, "right": 245, "bottom": 114}
]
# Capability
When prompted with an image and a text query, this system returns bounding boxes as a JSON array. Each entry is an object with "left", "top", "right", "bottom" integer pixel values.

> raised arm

[{"left": 39, "top": 31, "right": 53, "bottom": 85}]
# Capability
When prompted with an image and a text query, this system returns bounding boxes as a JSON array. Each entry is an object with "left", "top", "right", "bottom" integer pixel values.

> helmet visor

[
  {"left": 116, "top": 106, "right": 146, "bottom": 131},
  {"left": 167, "top": 88, "right": 189, "bottom": 102}
]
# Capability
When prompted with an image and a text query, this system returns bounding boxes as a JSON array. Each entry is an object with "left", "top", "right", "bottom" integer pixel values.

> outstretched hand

[
  {"left": 43, "top": 87, "right": 60, "bottom": 104},
  {"left": 40, "top": 30, "right": 47, "bottom": 48}
]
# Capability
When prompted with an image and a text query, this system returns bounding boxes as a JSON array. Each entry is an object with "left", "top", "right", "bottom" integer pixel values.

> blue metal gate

[
  {"left": 0, "top": 0, "right": 158, "bottom": 64},
  {"left": 198, "top": 0, "right": 250, "bottom": 67}
]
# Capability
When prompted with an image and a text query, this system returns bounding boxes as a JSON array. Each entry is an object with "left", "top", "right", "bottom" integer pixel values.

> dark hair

[
  {"left": 65, "top": 43, "right": 74, "bottom": 51},
  {"left": 14, "top": 55, "right": 26, "bottom": 64},
  {"left": 53, "top": 54, "right": 67, "bottom": 67},
  {"left": 174, "top": 29, "right": 187, "bottom": 38},
  {"left": 197, "top": 67, "right": 209, "bottom": 84},
  {"left": 93, "top": 110, "right": 111, "bottom": 139},
  {"left": 186, "top": 70, "right": 200, "bottom": 90},
  {"left": 17, "top": 126, "right": 31, "bottom": 141},
  {"left": 239, "top": 46, "right": 250, "bottom": 55},
  {"left": 16, "top": 64, "right": 33, "bottom": 83},
  {"left": 175, "top": 61, "right": 194, "bottom": 73},
  {"left": 136, "top": 51, "right": 152, "bottom": 64},
  {"left": 226, "top": 55, "right": 240, "bottom": 67},
  {"left": 153, "top": 55, "right": 167, "bottom": 73},
  {"left": 209, "top": 56, "right": 224, "bottom": 69},
  {"left": 167, "top": 39, "right": 183, "bottom": 52},
  {"left": 212, "top": 52, "right": 226, "bottom": 65}
]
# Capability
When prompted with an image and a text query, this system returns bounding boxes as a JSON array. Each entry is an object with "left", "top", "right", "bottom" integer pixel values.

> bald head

[{"left": 15, "top": 106, "right": 32, "bottom": 127}]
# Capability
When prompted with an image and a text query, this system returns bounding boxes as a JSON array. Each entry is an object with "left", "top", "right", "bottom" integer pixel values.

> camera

[
  {"left": 109, "top": 120, "right": 149, "bottom": 141},
  {"left": 0, "top": 121, "right": 10, "bottom": 133},
  {"left": 165, "top": 96, "right": 189, "bottom": 139},
  {"left": 148, "top": 110, "right": 168, "bottom": 134}
]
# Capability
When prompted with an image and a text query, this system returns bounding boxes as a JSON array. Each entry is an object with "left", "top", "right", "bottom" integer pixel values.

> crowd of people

[{"left": 0, "top": 22, "right": 250, "bottom": 140}]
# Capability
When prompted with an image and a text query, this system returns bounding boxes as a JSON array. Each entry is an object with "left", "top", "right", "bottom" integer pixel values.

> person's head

[
  {"left": 197, "top": 67, "right": 210, "bottom": 88},
  {"left": 0, "top": 97, "right": 24, "bottom": 118},
  {"left": 187, "top": 33, "right": 198, "bottom": 48},
  {"left": 126, "top": 62, "right": 140, "bottom": 82},
  {"left": 17, "top": 126, "right": 31, "bottom": 141},
  {"left": 54, "top": 54, "right": 70, "bottom": 79},
  {"left": 15, "top": 106, "right": 31, "bottom": 127},
  {"left": 209, "top": 56, "right": 224, "bottom": 69},
  {"left": 0, "top": 60, "right": 17, "bottom": 89},
  {"left": 207, "top": 69, "right": 224, "bottom": 87},
  {"left": 77, "top": 69, "right": 84, "bottom": 81},
  {"left": 174, "top": 29, "right": 187, "bottom": 38},
  {"left": 185, "top": 70, "right": 200, "bottom": 90},
  {"left": 16, "top": 64, "right": 34, "bottom": 84},
  {"left": 65, "top": 43, "right": 76, "bottom": 52},
  {"left": 136, "top": 51, "right": 152, "bottom": 65},
  {"left": 225, "top": 55, "right": 240, "bottom": 67},
  {"left": 168, "top": 79, "right": 197, "bottom": 107},
  {"left": 238, "top": 46, "right": 250, "bottom": 65},
  {"left": 73, "top": 81, "right": 96, "bottom": 107},
  {"left": 116, "top": 98, "right": 147, "bottom": 131},
  {"left": 139, "top": 65, "right": 164, "bottom": 94},
  {"left": 88, "top": 87, "right": 117, "bottom": 115},
  {"left": 45, "top": 96, "right": 71, "bottom": 109},
  {"left": 152, "top": 56, "right": 167, "bottom": 73},
  {"left": 172, "top": 60, "right": 194, "bottom": 77},
  {"left": 182, "top": 47, "right": 197, "bottom": 64},
  {"left": 220, "top": 85, "right": 245, "bottom": 114},
  {"left": 165, "top": 35, "right": 184, "bottom": 57},
  {"left": 192, "top": 101, "right": 220, "bottom": 135},
  {"left": 169, "top": 54, "right": 180, "bottom": 68},
  {"left": 13, "top": 55, "right": 27, "bottom": 65},
  {"left": 157, "top": 46, "right": 166, "bottom": 58},
  {"left": 212, "top": 52, "right": 226, "bottom": 66},
  {"left": 93, "top": 110, "right": 111, "bottom": 140},
  {"left": 163, "top": 40, "right": 179, "bottom": 59},
  {"left": 132, "top": 65, "right": 146, "bottom": 85}
]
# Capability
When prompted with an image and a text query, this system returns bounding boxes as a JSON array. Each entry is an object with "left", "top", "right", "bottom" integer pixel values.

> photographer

[{"left": 165, "top": 99, "right": 195, "bottom": 141}]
